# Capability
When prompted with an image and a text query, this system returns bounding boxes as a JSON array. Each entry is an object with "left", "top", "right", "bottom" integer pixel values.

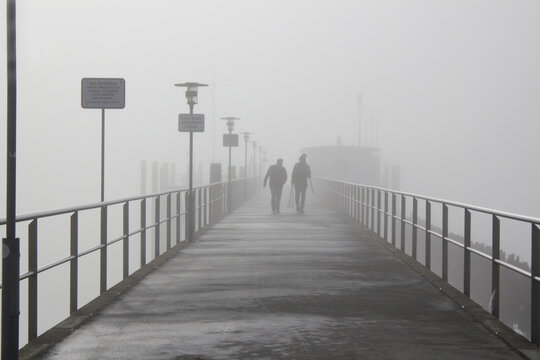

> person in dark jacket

[
  {"left": 291, "top": 153, "right": 311, "bottom": 213},
  {"left": 263, "top": 158, "right": 288, "bottom": 213}
]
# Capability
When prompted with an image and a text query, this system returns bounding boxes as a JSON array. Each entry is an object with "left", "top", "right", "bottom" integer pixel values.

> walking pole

[
  {"left": 309, "top": 178, "right": 315, "bottom": 194},
  {"left": 287, "top": 185, "right": 294, "bottom": 208}
]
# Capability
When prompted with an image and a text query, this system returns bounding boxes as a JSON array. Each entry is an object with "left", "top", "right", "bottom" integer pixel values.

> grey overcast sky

[{"left": 0, "top": 0, "right": 539, "bottom": 220}]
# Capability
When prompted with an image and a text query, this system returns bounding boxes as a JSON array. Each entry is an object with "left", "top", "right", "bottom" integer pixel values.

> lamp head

[
  {"left": 174, "top": 82, "right": 208, "bottom": 106},
  {"left": 221, "top": 117, "right": 240, "bottom": 132}
]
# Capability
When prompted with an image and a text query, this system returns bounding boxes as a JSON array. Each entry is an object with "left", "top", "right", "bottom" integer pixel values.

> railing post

[
  {"left": 355, "top": 186, "right": 360, "bottom": 222},
  {"left": 425, "top": 201, "right": 431, "bottom": 269},
  {"left": 377, "top": 190, "right": 381, "bottom": 237},
  {"left": 176, "top": 192, "right": 181, "bottom": 244},
  {"left": 209, "top": 186, "right": 213, "bottom": 224},
  {"left": 203, "top": 188, "right": 208, "bottom": 227},
  {"left": 491, "top": 215, "right": 500, "bottom": 318},
  {"left": 166, "top": 194, "right": 171, "bottom": 250},
  {"left": 401, "top": 195, "right": 406, "bottom": 251},
  {"left": 140, "top": 199, "right": 146, "bottom": 267},
  {"left": 123, "top": 202, "right": 129, "bottom": 279},
  {"left": 391, "top": 193, "right": 396, "bottom": 246},
  {"left": 531, "top": 223, "right": 540, "bottom": 345},
  {"left": 100, "top": 205, "right": 107, "bottom": 293},
  {"left": 360, "top": 187, "right": 365, "bottom": 226},
  {"left": 70, "top": 212, "right": 78, "bottom": 314},
  {"left": 442, "top": 204, "right": 449, "bottom": 282},
  {"left": 28, "top": 219, "right": 38, "bottom": 342},
  {"left": 370, "top": 189, "right": 375, "bottom": 231},
  {"left": 185, "top": 192, "right": 189, "bottom": 241},
  {"left": 412, "top": 197, "right": 418, "bottom": 259},
  {"left": 198, "top": 188, "right": 202, "bottom": 231},
  {"left": 154, "top": 196, "right": 160, "bottom": 257},
  {"left": 384, "top": 192, "right": 388, "bottom": 242},
  {"left": 464, "top": 209, "right": 471, "bottom": 296},
  {"left": 350, "top": 185, "right": 354, "bottom": 219}
]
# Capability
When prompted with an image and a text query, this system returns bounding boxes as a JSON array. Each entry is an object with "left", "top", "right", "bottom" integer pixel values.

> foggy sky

[{"left": 0, "top": 0, "right": 539, "bottom": 222}]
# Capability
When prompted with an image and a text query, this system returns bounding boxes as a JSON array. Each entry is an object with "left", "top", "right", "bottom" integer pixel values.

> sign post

[
  {"left": 223, "top": 133, "right": 239, "bottom": 212},
  {"left": 81, "top": 78, "right": 125, "bottom": 202}
]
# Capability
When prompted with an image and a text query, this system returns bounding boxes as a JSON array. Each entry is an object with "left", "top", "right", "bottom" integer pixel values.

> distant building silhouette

[{"left": 301, "top": 145, "right": 381, "bottom": 186}]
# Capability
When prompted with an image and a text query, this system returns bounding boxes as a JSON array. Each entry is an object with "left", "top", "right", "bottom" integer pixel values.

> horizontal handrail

[
  {"left": 318, "top": 177, "right": 540, "bottom": 225},
  {"left": 0, "top": 187, "right": 189, "bottom": 225}
]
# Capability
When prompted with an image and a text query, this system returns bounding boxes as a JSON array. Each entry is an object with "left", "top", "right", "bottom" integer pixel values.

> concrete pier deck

[{"left": 33, "top": 194, "right": 528, "bottom": 359}]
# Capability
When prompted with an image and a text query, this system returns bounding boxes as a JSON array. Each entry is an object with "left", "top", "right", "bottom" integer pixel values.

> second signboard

[{"left": 178, "top": 114, "right": 205, "bottom": 132}]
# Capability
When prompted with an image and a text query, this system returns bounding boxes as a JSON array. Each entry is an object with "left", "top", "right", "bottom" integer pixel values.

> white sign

[
  {"left": 179, "top": 114, "right": 205, "bottom": 132},
  {"left": 223, "top": 134, "right": 239, "bottom": 147},
  {"left": 82, "top": 78, "right": 125, "bottom": 109}
]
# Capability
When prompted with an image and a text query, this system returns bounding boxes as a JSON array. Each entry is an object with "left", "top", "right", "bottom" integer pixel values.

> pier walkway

[{"left": 32, "top": 194, "right": 527, "bottom": 360}]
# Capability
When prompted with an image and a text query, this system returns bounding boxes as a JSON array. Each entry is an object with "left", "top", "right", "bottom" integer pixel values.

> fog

[{"left": 1, "top": 1, "right": 540, "bottom": 224}]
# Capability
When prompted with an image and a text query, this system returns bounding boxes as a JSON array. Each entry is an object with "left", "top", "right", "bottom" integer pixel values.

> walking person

[
  {"left": 291, "top": 153, "right": 311, "bottom": 213},
  {"left": 263, "top": 158, "right": 288, "bottom": 213}
]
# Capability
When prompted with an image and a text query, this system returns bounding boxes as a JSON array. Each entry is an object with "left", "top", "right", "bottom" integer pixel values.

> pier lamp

[{"left": 174, "top": 82, "right": 208, "bottom": 241}]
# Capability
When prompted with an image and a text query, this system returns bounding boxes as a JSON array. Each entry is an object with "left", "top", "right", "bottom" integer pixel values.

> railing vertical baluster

[
  {"left": 360, "top": 187, "right": 365, "bottom": 226},
  {"left": 348, "top": 184, "right": 352, "bottom": 216},
  {"left": 203, "top": 188, "right": 208, "bottom": 227},
  {"left": 384, "top": 192, "right": 388, "bottom": 242},
  {"left": 198, "top": 188, "right": 202, "bottom": 231},
  {"left": 370, "top": 189, "right": 375, "bottom": 231},
  {"left": 401, "top": 195, "right": 406, "bottom": 251},
  {"left": 140, "top": 199, "right": 146, "bottom": 266},
  {"left": 166, "top": 194, "right": 171, "bottom": 250},
  {"left": 391, "top": 193, "right": 396, "bottom": 246},
  {"left": 185, "top": 192, "right": 189, "bottom": 241},
  {"left": 491, "top": 215, "right": 500, "bottom": 318},
  {"left": 100, "top": 205, "right": 107, "bottom": 293},
  {"left": 531, "top": 223, "right": 540, "bottom": 345},
  {"left": 412, "top": 197, "right": 418, "bottom": 259},
  {"left": 356, "top": 186, "right": 360, "bottom": 222},
  {"left": 425, "top": 201, "right": 431, "bottom": 269},
  {"left": 377, "top": 190, "right": 381, "bottom": 237},
  {"left": 123, "top": 202, "right": 129, "bottom": 279},
  {"left": 464, "top": 209, "right": 471, "bottom": 296},
  {"left": 28, "top": 219, "right": 38, "bottom": 342},
  {"left": 442, "top": 204, "right": 449, "bottom": 282},
  {"left": 70, "top": 212, "right": 78, "bottom": 314},
  {"left": 155, "top": 196, "right": 160, "bottom": 257},
  {"left": 349, "top": 185, "right": 353, "bottom": 219},
  {"left": 176, "top": 192, "right": 181, "bottom": 244},
  {"left": 210, "top": 186, "right": 214, "bottom": 224}
]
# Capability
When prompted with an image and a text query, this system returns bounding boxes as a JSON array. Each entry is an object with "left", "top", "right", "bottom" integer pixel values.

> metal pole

[
  {"left": 188, "top": 104, "right": 194, "bottom": 241},
  {"left": 491, "top": 215, "right": 500, "bottom": 318},
  {"left": 531, "top": 224, "right": 540, "bottom": 345},
  {"left": 244, "top": 139, "right": 248, "bottom": 199},
  {"left": 101, "top": 109, "right": 105, "bottom": 202},
  {"left": 2, "top": 0, "right": 19, "bottom": 357},
  {"left": 228, "top": 141, "right": 232, "bottom": 213}
]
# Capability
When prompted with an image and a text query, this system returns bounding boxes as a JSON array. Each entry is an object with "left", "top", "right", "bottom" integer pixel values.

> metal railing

[
  {"left": 0, "top": 177, "right": 260, "bottom": 348},
  {"left": 317, "top": 177, "right": 540, "bottom": 345}
]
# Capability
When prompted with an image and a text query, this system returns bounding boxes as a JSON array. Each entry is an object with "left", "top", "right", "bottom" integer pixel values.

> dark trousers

[
  {"left": 294, "top": 184, "right": 307, "bottom": 210},
  {"left": 270, "top": 185, "right": 284, "bottom": 211}
]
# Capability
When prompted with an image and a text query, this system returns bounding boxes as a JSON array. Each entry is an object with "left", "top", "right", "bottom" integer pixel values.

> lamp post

[
  {"left": 174, "top": 82, "right": 208, "bottom": 241},
  {"left": 221, "top": 117, "right": 240, "bottom": 212},
  {"left": 3, "top": 0, "right": 19, "bottom": 358},
  {"left": 240, "top": 132, "right": 252, "bottom": 199},
  {"left": 252, "top": 141, "right": 258, "bottom": 177}
]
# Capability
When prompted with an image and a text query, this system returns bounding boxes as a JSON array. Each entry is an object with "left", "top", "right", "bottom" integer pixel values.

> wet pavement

[{"left": 34, "top": 194, "right": 526, "bottom": 359}]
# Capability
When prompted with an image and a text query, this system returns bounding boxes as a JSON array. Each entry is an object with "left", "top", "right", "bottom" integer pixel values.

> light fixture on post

[
  {"left": 221, "top": 117, "right": 240, "bottom": 212},
  {"left": 174, "top": 82, "right": 208, "bottom": 242}
]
